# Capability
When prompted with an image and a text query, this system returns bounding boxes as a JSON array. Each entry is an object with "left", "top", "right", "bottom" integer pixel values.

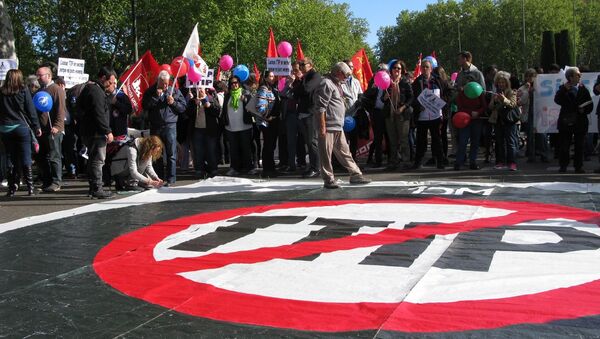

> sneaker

[
  {"left": 324, "top": 181, "right": 340, "bottom": 189},
  {"left": 92, "top": 189, "right": 113, "bottom": 199},
  {"left": 469, "top": 163, "right": 480, "bottom": 170},
  {"left": 248, "top": 168, "right": 261, "bottom": 175},
  {"left": 509, "top": 163, "right": 517, "bottom": 171},
  {"left": 42, "top": 183, "right": 61, "bottom": 192},
  {"left": 226, "top": 168, "right": 240, "bottom": 176},
  {"left": 494, "top": 163, "right": 506, "bottom": 169},
  {"left": 349, "top": 175, "right": 371, "bottom": 185}
]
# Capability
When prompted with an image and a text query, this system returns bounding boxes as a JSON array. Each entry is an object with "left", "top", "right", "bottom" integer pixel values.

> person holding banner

[
  {"left": 411, "top": 59, "right": 448, "bottom": 170},
  {"left": 142, "top": 70, "right": 187, "bottom": 186},
  {"left": 35, "top": 66, "right": 66, "bottom": 192},
  {"left": 554, "top": 67, "right": 594, "bottom": 173},
  {"left": 0, "top": 69, "right": 41, "bottom": 196}
]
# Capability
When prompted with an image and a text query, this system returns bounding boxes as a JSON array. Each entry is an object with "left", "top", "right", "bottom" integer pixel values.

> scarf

[{"left": 230, "top": 88, "right": 242, "bottom": 110}]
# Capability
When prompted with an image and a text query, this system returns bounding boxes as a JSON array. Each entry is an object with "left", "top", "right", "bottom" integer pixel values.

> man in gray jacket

[{"left": 314, "top": 62, "right": 370, "bottom": 189}]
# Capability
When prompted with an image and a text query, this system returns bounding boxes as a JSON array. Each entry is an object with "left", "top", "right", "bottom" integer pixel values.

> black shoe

[
  {"left": 410, "top": 162, "right": 422, "bottom": 170},
  {"left": 575, "top": 168, "right": 585, "bottom": 174},
  {"left": 302, "top": 170, "right": 319, "bottom": 178},
  {"left": 469, "top": 163, "right": 480, "bottom": 170},
  {"left": 324, "top": 181, "right": 340, "bottom": 189},
  {"left": 349, "top": 175, "right": 371, "bottom": 185},
  {"left": 453, "top": 163, "right": 461, "bottom": 171},
  {"left": 559, "top": 167, "right": 567, "bottom": 173},
  {"left": 92, "top": 189, "right": 113, "bottom": 199}
]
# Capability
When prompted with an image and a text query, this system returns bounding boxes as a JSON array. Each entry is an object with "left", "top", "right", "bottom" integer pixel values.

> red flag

[
  {"left": 413, "top": 53, "right": 422, "bottom": 79},
  {"left": 351, "top": 48, "right": 373, "bottom": 92},
  {"left": 119, "top": 50, "right": 160, "bottom": 116},
  {"left": 253, "top": 63, "right": 261, "bottom": 84},
  {"left": 267, "top": 27, "right": 278, "bottom": 58},
  {"left": 296, "top": 39, "right": 305, "bottom": 60}
]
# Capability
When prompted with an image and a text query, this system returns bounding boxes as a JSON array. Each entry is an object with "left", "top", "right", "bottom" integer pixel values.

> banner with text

[
  {"left": 534, "top": 73, "right": 599, "bottom": 133},
  {"left": 0, "top": 59, "right": 19, "bottom": 80},
  {"left": 57, "top": 58, "right": 87, "bottom": 88},
  {"left": 186, "top": 69, "right": 215, "bottom": 89},
  {"left": 266, "top": 57, "right": 292, "bottom": 76}
]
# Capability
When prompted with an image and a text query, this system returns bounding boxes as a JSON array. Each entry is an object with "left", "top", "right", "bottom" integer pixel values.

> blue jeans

[
  {"left": 152, "top": 124, "right": 177, "bottom": 183},
  {"left": 1, "top": 124, "right": 33, "bottom": 169},
  {"left": 495, "top": 123, "right": 519, "bottom": 165},
  {"left": 456, "top": 119, "right": 483, "bottom": 166},
  {"left": 192, "top": 128, "right": 218, "bottom": 174}
]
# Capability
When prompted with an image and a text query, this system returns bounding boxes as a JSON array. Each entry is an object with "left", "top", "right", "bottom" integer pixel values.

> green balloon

[{"left": 464, "top": 82, "right": 484, "bottom": 99}]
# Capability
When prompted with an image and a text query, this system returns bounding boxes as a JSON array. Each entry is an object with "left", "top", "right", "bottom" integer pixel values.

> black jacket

[
  {"left": 186, "top": 93, "right": 222, "bottom": 137},
  {"left": 0, "top": 88, "right": 40, "bottom": 130},
  {"left": 142, "top": 84, "right": 187, "bottom": 129},
  {"left": 594, "top": 75, "right": 600, "bottom": 116},
  {"left": 109, "top": 92, "right": 133, "bottom": 137},
  {"left": 383, "top": 77, "right": 413, "bottom": 118},
  {"left": 411, "top": 74, "right": 451, "bottom": 119},
  {"left": 77, "top": 81, "right": 111, "bottom": 137},
  {"left": 554, "top": 83, "right": 593, "bottom": 132},
  {"left": 220, "top": 91, "right": 253, "bottom": 127},
  {"left": 293, "top": 69, "right": 322, "bottom": 115}
]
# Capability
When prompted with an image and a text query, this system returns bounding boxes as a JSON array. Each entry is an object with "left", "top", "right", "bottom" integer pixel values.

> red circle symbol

[{"left": 93, "top": 198, "right": 600, "bottom": 333}]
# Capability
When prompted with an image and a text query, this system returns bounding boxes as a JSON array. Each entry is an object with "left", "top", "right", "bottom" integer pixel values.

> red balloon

[
  {"left": 159, "top": 64, "right": 172, "bottom": 75},
  {"left": 452, "top": 111, "right": 471, "bottom": 129},
  {"left": 170, "top": 57, "right": 189, "bottom": 78}
]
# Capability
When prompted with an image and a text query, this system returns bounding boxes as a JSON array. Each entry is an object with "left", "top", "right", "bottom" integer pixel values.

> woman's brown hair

[
  {"left": 138, "top": 136, "right": 163, "bottom": 161},
  {"left": 0, "top": 69, "right": 25, "bottom": 95}
]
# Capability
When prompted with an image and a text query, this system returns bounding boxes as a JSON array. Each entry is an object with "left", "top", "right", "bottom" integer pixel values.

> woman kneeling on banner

[{"left": 110, "top": 135, "right": 164, "bottom": 191}]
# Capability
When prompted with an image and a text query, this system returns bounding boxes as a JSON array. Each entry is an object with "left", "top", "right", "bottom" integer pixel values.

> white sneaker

[{"left": 1, "top": 180, "right": 7, "bottom": 187}]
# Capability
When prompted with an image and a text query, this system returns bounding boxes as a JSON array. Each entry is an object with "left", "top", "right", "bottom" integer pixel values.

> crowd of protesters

[{"left": 1, "top": 51, "right": 600, "bottom": 198}]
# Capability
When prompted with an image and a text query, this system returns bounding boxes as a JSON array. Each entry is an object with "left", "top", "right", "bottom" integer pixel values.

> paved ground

[{"left": 1, "top": 156, "right": 598, "bottom": 224}]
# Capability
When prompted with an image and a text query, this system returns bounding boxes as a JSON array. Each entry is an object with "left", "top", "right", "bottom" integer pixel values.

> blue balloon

[
  {"left": 343, "top": 116, "right": 356, "bottom": 132},
  {"left": 33, "top": 91, "right": 53, "bottom": 112},
  {"left": 423, "top": 56, "right": 438, "bottom": 69},
  {"left": 233, "top": 65, "right": 250, "bottom": 82},
  {"left": 387, "top": 59, "right": 398, "bottom": 72}
]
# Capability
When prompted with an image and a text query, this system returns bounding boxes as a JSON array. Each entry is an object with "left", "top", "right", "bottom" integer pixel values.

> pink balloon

[
  {"left": 219, "top": 55, "right": 234, "bottom": 71},
  {"left": 374, "top": 71, "right": 391, "bottom": 90},
  {"left": 450, "top": 72, "right": 459, "bottom": 82},
  {"left": 187, "top": 66, "right": 202, "bottom": 83},
  {"left": 277, "top": 41, "right": 293, "bottom": 58},
  {"left": 277, "top": 77, "right": 287, "bottom": 92}
]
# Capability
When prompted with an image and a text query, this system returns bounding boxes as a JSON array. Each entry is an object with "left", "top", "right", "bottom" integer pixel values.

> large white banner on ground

[{"left": 534, "top": 73, "right": 599, "bottom": 133}]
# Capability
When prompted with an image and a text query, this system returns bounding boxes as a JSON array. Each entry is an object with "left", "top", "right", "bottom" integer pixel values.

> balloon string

[{"left": 170, "top": 60, "right": 184, "bottom": 96}]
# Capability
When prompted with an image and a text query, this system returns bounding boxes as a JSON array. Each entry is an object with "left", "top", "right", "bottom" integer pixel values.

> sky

[{"left": 331, "top": 0, "right": 442, "bottom": 49}]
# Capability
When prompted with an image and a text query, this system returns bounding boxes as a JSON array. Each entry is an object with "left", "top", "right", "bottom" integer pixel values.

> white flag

[{"left": 182, "top": 23, "right": 209, "bottom": 76}]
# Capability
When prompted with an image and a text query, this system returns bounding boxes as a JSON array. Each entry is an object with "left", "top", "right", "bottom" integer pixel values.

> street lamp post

[{"left": 446, "top": 12, "right": 470, "bottom": 52}]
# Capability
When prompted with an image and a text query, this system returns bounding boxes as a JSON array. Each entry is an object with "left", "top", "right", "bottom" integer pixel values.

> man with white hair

[
  {"left": 314, "top": 62, "right": 371, "bottom": 189},
  {"left": 142, "top": 70, "right": 186, "bottom": 186}
]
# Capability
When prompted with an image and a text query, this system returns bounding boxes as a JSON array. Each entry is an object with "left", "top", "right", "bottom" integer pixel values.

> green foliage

[
  {"left": 376, "top": 0, "right": 600, "bottom": 76},
  {"left": 5, "top": 0, "right": 371, "bottom": 77}
]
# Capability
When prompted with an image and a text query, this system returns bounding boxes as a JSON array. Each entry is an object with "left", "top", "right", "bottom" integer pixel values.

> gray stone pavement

[{"left": 0, "top": 156, "right": 598, "bottom": 224}]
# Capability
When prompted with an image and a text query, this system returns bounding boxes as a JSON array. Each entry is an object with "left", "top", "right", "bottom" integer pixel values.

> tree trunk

[{"left": 0, "top": 0, "right": 17, "bottom": 59}]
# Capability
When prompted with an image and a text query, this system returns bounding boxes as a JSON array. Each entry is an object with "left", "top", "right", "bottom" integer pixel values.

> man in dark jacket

[
  {"left": 77, "top": 66, "right": 116, "bottom": 198},
  {"left": 294, "top": 57, "right": 322, "bottom": 178},
  {"left": 142, "top": 70, "right": 186, "bottom": 185}
]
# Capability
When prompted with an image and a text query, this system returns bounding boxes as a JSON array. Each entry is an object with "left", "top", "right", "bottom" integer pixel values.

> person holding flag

[{"left": 141, "top": 70, "right": 186, "bottom": 186}]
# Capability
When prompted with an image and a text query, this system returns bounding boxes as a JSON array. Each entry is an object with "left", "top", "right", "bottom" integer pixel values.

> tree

[{"left": 0, "top": 0, "right": 16, "bottom": 59}]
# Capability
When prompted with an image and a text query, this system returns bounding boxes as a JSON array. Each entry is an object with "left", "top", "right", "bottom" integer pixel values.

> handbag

[{"left": 502, "top": 106, "right": 521, "bottom": 124}]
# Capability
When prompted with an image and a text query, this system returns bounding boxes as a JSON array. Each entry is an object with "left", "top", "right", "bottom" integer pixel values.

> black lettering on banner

[
  {"left": 434, "top": 226, "right": 600, "bottom": 272},
  {"left": 293, "top": 218, "right": 393, "bottom": 261},
  {"left": 170, "top": 216, "right": 306, "bottom": 252}
]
